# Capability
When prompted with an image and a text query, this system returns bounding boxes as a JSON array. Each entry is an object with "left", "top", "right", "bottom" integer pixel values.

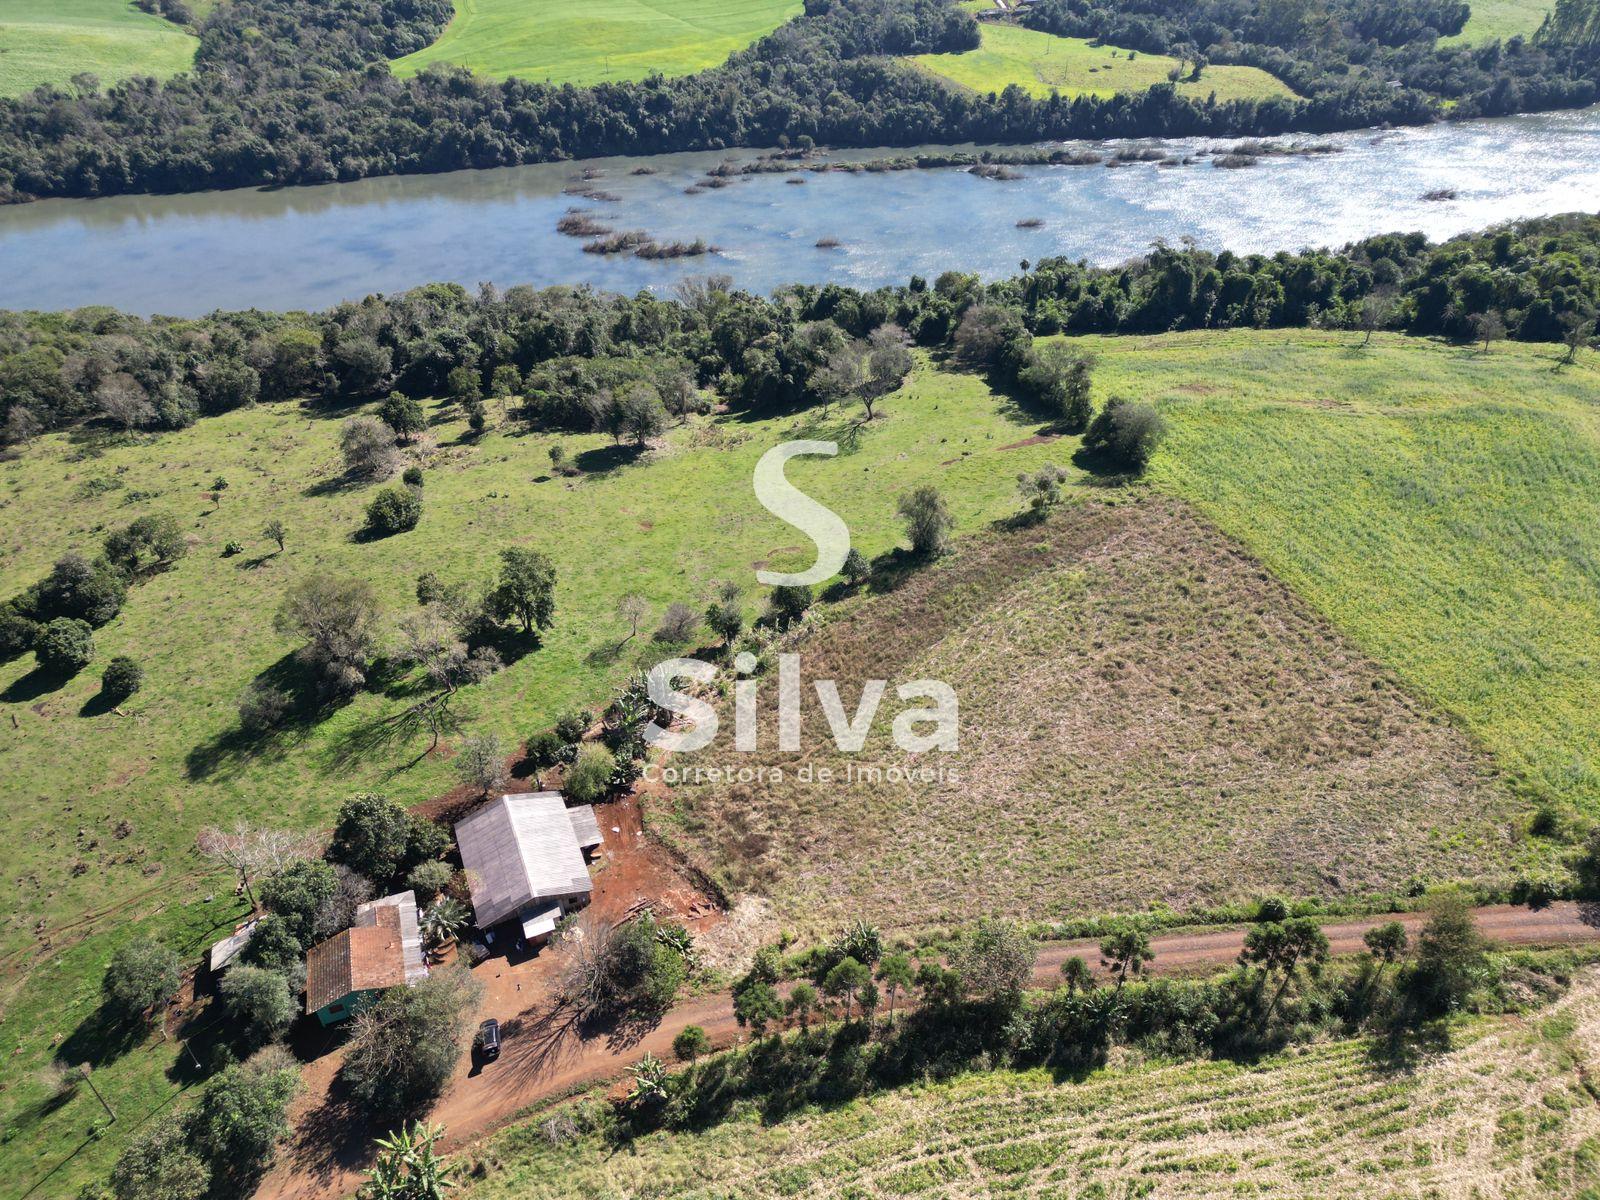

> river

[{"left": 1, "top": 105, "right": 1597, "bottom": 316}]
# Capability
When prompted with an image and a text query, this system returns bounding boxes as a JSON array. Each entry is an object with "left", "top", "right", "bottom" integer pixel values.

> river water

[{"left": 1, "top": 105, "right": 1597, "bottom": 315}]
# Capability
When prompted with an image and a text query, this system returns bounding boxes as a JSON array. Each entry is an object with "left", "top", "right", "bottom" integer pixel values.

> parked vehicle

[{"left": 477, "top": 1018, "right": 501, "bottom": 1062}]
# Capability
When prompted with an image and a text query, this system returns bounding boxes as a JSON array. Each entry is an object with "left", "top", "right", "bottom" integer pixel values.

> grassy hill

[
  {"left": 0, "top": 362, "right": 1062, "bottom": 1197},
  {"left": 913, "top": 24, "right": 1296, "bottom": 102},
  {"left": 391, "top": 0, "right": 803, "bottom": 86},
  {"left": 1442, "top": 0, "right": 1553, "bottom": 43},
  {"left": 0, "top": 0, "right": 196, "bottom": 97},
  {"left": 461, "top": 969, "right": 1600, "bottom": 1199}
]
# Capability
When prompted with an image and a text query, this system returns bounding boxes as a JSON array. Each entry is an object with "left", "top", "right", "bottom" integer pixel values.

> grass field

[
  {"left": 0, "top": 0, "right": 196, "bottom": 98},
  {"left": 462, "top": 970, "right": 1600, "bottom": 1199},
  {"left": 1442, "top": 0, "right": 1552, "bottom": 43},
  {"left": 1106, "top": 329, "right": 1600, "bottom": 819},
  {"left": 913, "top": 24, "right": 1296, "bottom": 103},
  {"left": 0, "top": 363, "right": 1063, "bottom": 1197},
  {"left": 391, "top": 0, "right": 803, "bottom": 86}
]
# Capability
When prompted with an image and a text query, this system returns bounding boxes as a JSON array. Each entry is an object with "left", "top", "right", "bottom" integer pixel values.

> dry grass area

[
  {"left": 465, "top": 970, "right": 1600, "bottom": 1200},
  {"left": 655, "top": 497, "right": 1531, "bottom": 939}
]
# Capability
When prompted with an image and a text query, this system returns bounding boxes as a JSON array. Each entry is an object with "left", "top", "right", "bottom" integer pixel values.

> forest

[
  {"left": 0, "top": 0, "right": 1596, "bottom": 202},
  {"left": 0, "top": 211, "right": 1595, "bottom": 450}
]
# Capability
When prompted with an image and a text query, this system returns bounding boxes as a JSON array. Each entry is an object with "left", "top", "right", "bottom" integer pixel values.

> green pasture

[
  {"left": 391, "top": 0, "right": 803, "bottom": 86},
  {"left": 0, "top": 0, "right": 195, "bottom": 98}
]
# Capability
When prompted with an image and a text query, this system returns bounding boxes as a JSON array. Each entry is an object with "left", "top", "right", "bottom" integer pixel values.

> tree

[
  {"left": 564, "top": 743, "right": 616, "bottom": 805},
  {"left": 897, "top": 485, "right": 954, "bottom": 558},
  {"left": 1059, "top": 955, "right": 1094, "bottom": 996},
  {"left": 195, "top": 358, "right": 260, "bottom": 415},
  {"left": 1016, "top": 465, "right": 1070, "bottom": 520},
  {"left": 876, "top": 953, "right": 914, "bottom": 1020},
  {"left": 865, "top": 323, "right": 914, "bottom": 410},
  {"left": 822, "top": 956, "right": 870, "bottom": 1021},
  {"left": 1561, "top": 314, "right": 1594, "bottom": 366},
  {"left": 653, "top": 601, "right": 700, "bottom": 644},
  {"left": 218, "top": 966, "right": 298, "bottom": 1048},
  {"left": 379, "top": 393, "right": 427, "bottom": 442},
  {"left": 407, "top": 859, "right": 454, "bottom": 903},
  {"left": 238, "top": 682, "right": 291, "bottom": 733},
  {"left": 950, "top": 920, "right": 1035, "bottom": 1007},
  {"left": 359, "top": 1122, "right": 456, "bottom": 1200},
  {"left": 811, "top": 340, "right": 866, "bottom": 411},
  {"left": 1099, "top": 924, "right": 1152, "bottom": 993},
  {"left": 95, "top": 372, "right": 155, "bottom": 432},
  {"left": 557, "top": 911, "right": 686, "bottom": 1018},
  {"left": 1356, "top": 289, "right": 1397, "bottom": 347},
  {"left": 673, "top": 1024, "right": 711, "bottom": 1064},
  {"left": 103, "top": 937, "right": 182, "bottom": 1026},
  {"left": 1471, "top": 309, "right": 1506, "bottom": 354},
  {"left": 705, "top": 584, "right": 744, "bottom": 649},
  {"left": 263, "top": 518, "right": 287, "bottom": 553},
  {"left": 329, "top": 793, "right": 413, "bottom": 883},
  {"left": 615, "top": 593, "right": 649, "bottom": 644},
  {"left": 240, "top": 915, "right": 303, "bottom": 975},
  {"left": 260, "top": 859, "right": 339, "bottom": 945},
  {"left": 786, "top": 981, "right": 821, "bottom": 1031},
  {"left": 100, "top": 656, "right": 143, "bottom": 703},
  {"left": 208, "top": 476, "right": 229, "bottom": 509},
  {"left": 35, "top": 616, "right": 95, "bottom": 673},
  {"left": 103, "top": 513, "right": 186, "bottom": 577},
  {"left": 340, "top": 415, "right": 401, "bottom": 479},
  {"left": 733, "top": 976, "right": 783, "bottom": 1037},
  {"left": 188, "top": 1049, "right": 299, "bottom": 1190},
  {"left": 618, "top": 383, "right": 668, "bottom": 446},
  {"left": 487, "top": 547, "right": 557, "bottom": 637},
  {"left": 1016, "top": 342, "right": 1094, "bottom": 427},
  {"left": 365, "top": 485, "right": 422, "bottom": 537},
  {"left": 343, "top": 968, "right": 483, "bottom": 1121},
  {"left": 768, "top": 583, "right": 813, "bottom": 625},
  {"left": 22, "top": 552, "right": 126, "bottom": 625},
  {"left": 274, "top": 574, "right": 381, "bottom": 697},
  {"left": 1404, "top": 892, "right": 1489, "bottom": 1019},
  {"left": 842, "top": 548, "right": 871, "bottom": 587},
  {"left": 197, "top": 820, "right": 314, "bottom": 908},
  {"left": 421, "top": 898, "right": 469, "bottom": 946},
  {"left": 1363, "top": 921, "right": 1408, "bottom": 968},
  {"left": 455, "top": 731, "right": 507, "bottom": 797},
  {"left": 1081, "top": 398, "right": 1167, "bottom": 472},
  {"left": 1238, "top": 917, "right": 1329, "bottom": 1020},
  {"left": 109, "top": 1114, "right": 207, "bottom": 1200}
]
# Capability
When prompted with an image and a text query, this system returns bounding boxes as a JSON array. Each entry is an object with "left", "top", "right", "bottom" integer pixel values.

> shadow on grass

[
  {"left": 77, "top": 689, "right": 121, "bottom": 718},
  {"left": 1, "top": 664, "right": 75, "bottom": 703},
  {"left": 54, "top": 1003, "right": 148, "bottom": 1071},
  {"left": 183, "top": 652, "right": 327, "bottom": 782},
  {"left": 575, "top": 442, "right": 647, "bottom": 476}
]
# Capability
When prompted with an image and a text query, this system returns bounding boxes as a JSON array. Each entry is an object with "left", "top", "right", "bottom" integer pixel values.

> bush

[
  {"left": 769, "top": 583, "right": 813, "bottom": 624},
  {"left": 1254, "top": 896, "right": 1290, "bottom": 923},
  {"left": 401, "top": 465, "right": 424, "bottom": 488},
  {"left": 100, "top": 656, "right": 143, "bottom": 702},
  {"left": 103, "top": 937, "right": 182, "bottom": 1025},
  {"left": 238, "top": 682, "right": 291, "bottom": 734},
  {"left": 103, "top": 513, "right": 187, "bottom": 576},
  {"left": 218, "top": 966, "right": 297, "bottom": 1048},
  {"left": 342, "top": 968, "right": 482, "bottom": 1121},
  {"left": 565, "top": 743, "right": 616, "bottom": 805},
  {"left": 897, "top": 485, "right": 954, "bottom": 558},
  {"left": 653, "top": 601, "right": 701, "bottom": 644},
  {"left": 328, "top": 793, "right": 412, "bottom": 883},
  {"left": 364, "top": 485, "right": 422, "bottom": 537},
  {"left": 406, "top": 859, "right": 454, "bottom": 903},
  {"left": 36, "top": 616, "right": 95, "bottom": 673},
  {"left": 523, "top": 729, "right": 566, "bottom": 770},
  {"left": 0, "top": 604, "right": 39, "bottom": 659},
  {"left": 340, "top": 415, "right": 400, "bottom": 479},
  {"left": 18, "top": 552, "right": 126, "bottom": 626},
  {"left": 1081, "top": 398, "right": 1168, "bottom": 472},
  {"left": 554, "top": 710, "right": 591, "bottom": 744}
]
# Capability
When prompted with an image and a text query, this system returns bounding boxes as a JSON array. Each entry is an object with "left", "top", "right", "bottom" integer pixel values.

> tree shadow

[
  {"left": 54, "top": 1003, "right": 147, "bottom": 1071},
  {"left": 77, "top": 689, "right": 121, "bottom": 718},
  {"left": 1070, "top": 444, "right": 1143, "bottom": 486},
  {"left": 574, "top": 443, "right": 647, "bottom": 476},
  {"left": 1, "top": 664, "right": 74, "bottom": 703},
  {"left": 235, "top": 551, "right": 281, "bottom": 570},
  {"left": 183, "top": 651, "right": 325, "bottom": 781}
]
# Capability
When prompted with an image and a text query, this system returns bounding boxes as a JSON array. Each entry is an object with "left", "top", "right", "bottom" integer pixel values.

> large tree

[
  {"left": 487, "top": 547, "right": 557, "bottom": 637},
  {"left": 102, "top": 938, "right": 182, "bottom": 1026},
  {"left": 342, "top": 969, "right": 483, "bottom": 1121}
]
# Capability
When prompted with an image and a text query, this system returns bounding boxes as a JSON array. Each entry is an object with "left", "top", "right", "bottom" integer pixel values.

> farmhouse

[
  {"left": 303, "top": 890, "right": 429, "bottom": 1026},
  {"left": 455, "top": 792, "right": 603, "bottom": 946}
]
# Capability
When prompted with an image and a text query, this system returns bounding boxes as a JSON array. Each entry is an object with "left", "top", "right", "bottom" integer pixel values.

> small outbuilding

[
  {"left": 455, "top": 792, "right": 602, "bottom": 947},
  {"left": 304, "top": 890, "right": 429, "bottom": 1026},
  {"left": 208, "top": 918, "right": 259, "bottom": 975}
]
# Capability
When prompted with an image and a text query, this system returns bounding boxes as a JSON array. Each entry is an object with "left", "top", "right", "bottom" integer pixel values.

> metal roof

[
  {"left": 208, "top": 919, "right": 258, "bottom": 974},
  {"left": 455, "top": 793, "right": 595, "bottom": 929}
]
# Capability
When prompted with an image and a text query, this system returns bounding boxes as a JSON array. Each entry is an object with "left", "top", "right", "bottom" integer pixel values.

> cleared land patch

[
  {"left": 0, "top": 0, "right": 196, "bottom": 97},
  {"left": 1442, "top": 0, "right": 1552, "bottom": 43},
  {"left": 463, "top": 970, "right": 1600, "bottom": 1199},
  {"left": 657, "top": 496, "right": 1526, "bottom": 939},
  {"left": 1089, "top": 329, "right": 1600, "bottom": 816},
  {"left": 391, "top": 0, "right": 803, "bottom": 86},
  {"left": 913, "top": 24, "right": 1296, "bottom": 102}
]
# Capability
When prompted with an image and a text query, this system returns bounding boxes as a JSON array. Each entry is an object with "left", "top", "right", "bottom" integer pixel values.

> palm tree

[
  {"left": 360, "top": 1122, "right": 455, "bottom": 1200},
  {"left": 421, "top": 898, "right": 469, "bottom": 948}
]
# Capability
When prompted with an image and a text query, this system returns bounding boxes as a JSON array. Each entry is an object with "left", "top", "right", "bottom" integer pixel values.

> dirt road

[{"left": 255, "top": 901, "right": 1600, "bottom": 1200}]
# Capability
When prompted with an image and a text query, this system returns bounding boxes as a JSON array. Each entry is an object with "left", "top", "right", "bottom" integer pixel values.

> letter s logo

[{"left": 752, "top": 441, "right": 850, "bottom": 586}]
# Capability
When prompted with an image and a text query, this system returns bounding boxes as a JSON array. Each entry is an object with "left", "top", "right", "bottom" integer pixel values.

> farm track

[{"left": 256, "top": 901, "right": 1600, "bottom": 1200}]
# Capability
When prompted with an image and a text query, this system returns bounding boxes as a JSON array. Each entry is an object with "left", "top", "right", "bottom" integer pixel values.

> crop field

[
  {"left": 462, "top": 971, "right": 1600, "bottom": 1199},
  {"left": 0, "top": 0, "right": 196, "bottom": 98},
  {"left": 657, "top": 494, "right": 1530, "bottom": 939},
  {"left": 1101, "top": 329, "right": 1600, "bottom": 818},
  {"left": 0, "top": 362, "right": 1063, "bottom": 1196},
  {"left": 391, "top": 0, "right": 803, "bottom": 86},
  {"left": 913, "top": 25, "right": 1296, "bottom": 103},
  {"left": 1442, "top": 0, "right": 1552, "bottom": 44}
]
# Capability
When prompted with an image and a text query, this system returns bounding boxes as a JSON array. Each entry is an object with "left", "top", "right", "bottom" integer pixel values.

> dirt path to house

[{"left": 253, "top": 901, "right": 1600, "bottom": 1200}]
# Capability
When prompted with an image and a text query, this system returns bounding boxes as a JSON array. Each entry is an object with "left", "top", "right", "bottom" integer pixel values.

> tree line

[{"left": 2, "top": 0, "right": 1599, "bottom": 203}]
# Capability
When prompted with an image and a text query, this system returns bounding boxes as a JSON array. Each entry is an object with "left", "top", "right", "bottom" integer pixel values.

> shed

[
  {"left": 455, "top": 792, "right": 601, "bottom": 943},
  {"left": 303, "top": 890, "right": 429, "bottom": 1026},
  {"left": 208, "top": 919, "right": 259, "bottom": 975}
]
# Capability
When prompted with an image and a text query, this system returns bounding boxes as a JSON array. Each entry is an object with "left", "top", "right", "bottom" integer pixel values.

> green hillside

[{"left": 0, "top": 0, "right": 196, "bottom": 97}]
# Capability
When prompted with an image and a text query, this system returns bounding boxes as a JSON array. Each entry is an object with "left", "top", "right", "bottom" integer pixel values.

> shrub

[
  {"left": 340, "top": 415, "right": 400, "bottom": 479},
  {"left": 653, "top": 601, "right": 701, "bottom": 644},
  {"left": 20, "top": 553, "right": 126, "bottom": 626},
  {"left": 35, "top": 616, "right": 95, "bottom": 673},
  {"left": 401, "top": 465, "right": 424, "bottom": 488},
  {"left": 565, "top": 743, "right": 616, "bottom": 805},
  {"left": 673, "top": 1025, "right": 712, "bottom": 1063},
  {"left": 100, "top": 656, "right": 144, "bottom": 702},
  {"left": 897, "top": 485, "right": 954, "bottom": 558},
  {"left": 103, "top": 512, "right": 187, "bottom": 576},
  {"left": 364, "top": 485, "right": 422, "bottom": 537},
  {"left": 554, "top": 710, "right": 591, "bottom": 744},
  {"left": 523, "top": 729, "right": 566, "bottom": 770},
  {"left": 238, "top": 682, "right": 291, "bottom": 734},
  {"left": 768, "top": 583, "right": 813, "bottom": 624},
  {"left": 102, "top": 938, "right": 182, "bottom": 1025},
  {"left": 342, "top": 968, "right": 482, "bottom": 1121},
  {"left": 218, "top": 966, "right": 297, "bottom": 1048},
  {"left": 1254, "top": 896, "right": 1290, "bottom": 923},
  {"left": 328, "top": 793, "right": 412, "bottom": 883},
  {"left": 1081, "top": 398, "right": 1168, "bottom": 472},
  {"left": 0, "top": 604, "right": 39, "bottom": 658},
  {"left": 406, "top": 859, "right": 455, "bottom": 903},
  {"left": 842, "top": 548, "right": 871, "bottom": 586}
]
